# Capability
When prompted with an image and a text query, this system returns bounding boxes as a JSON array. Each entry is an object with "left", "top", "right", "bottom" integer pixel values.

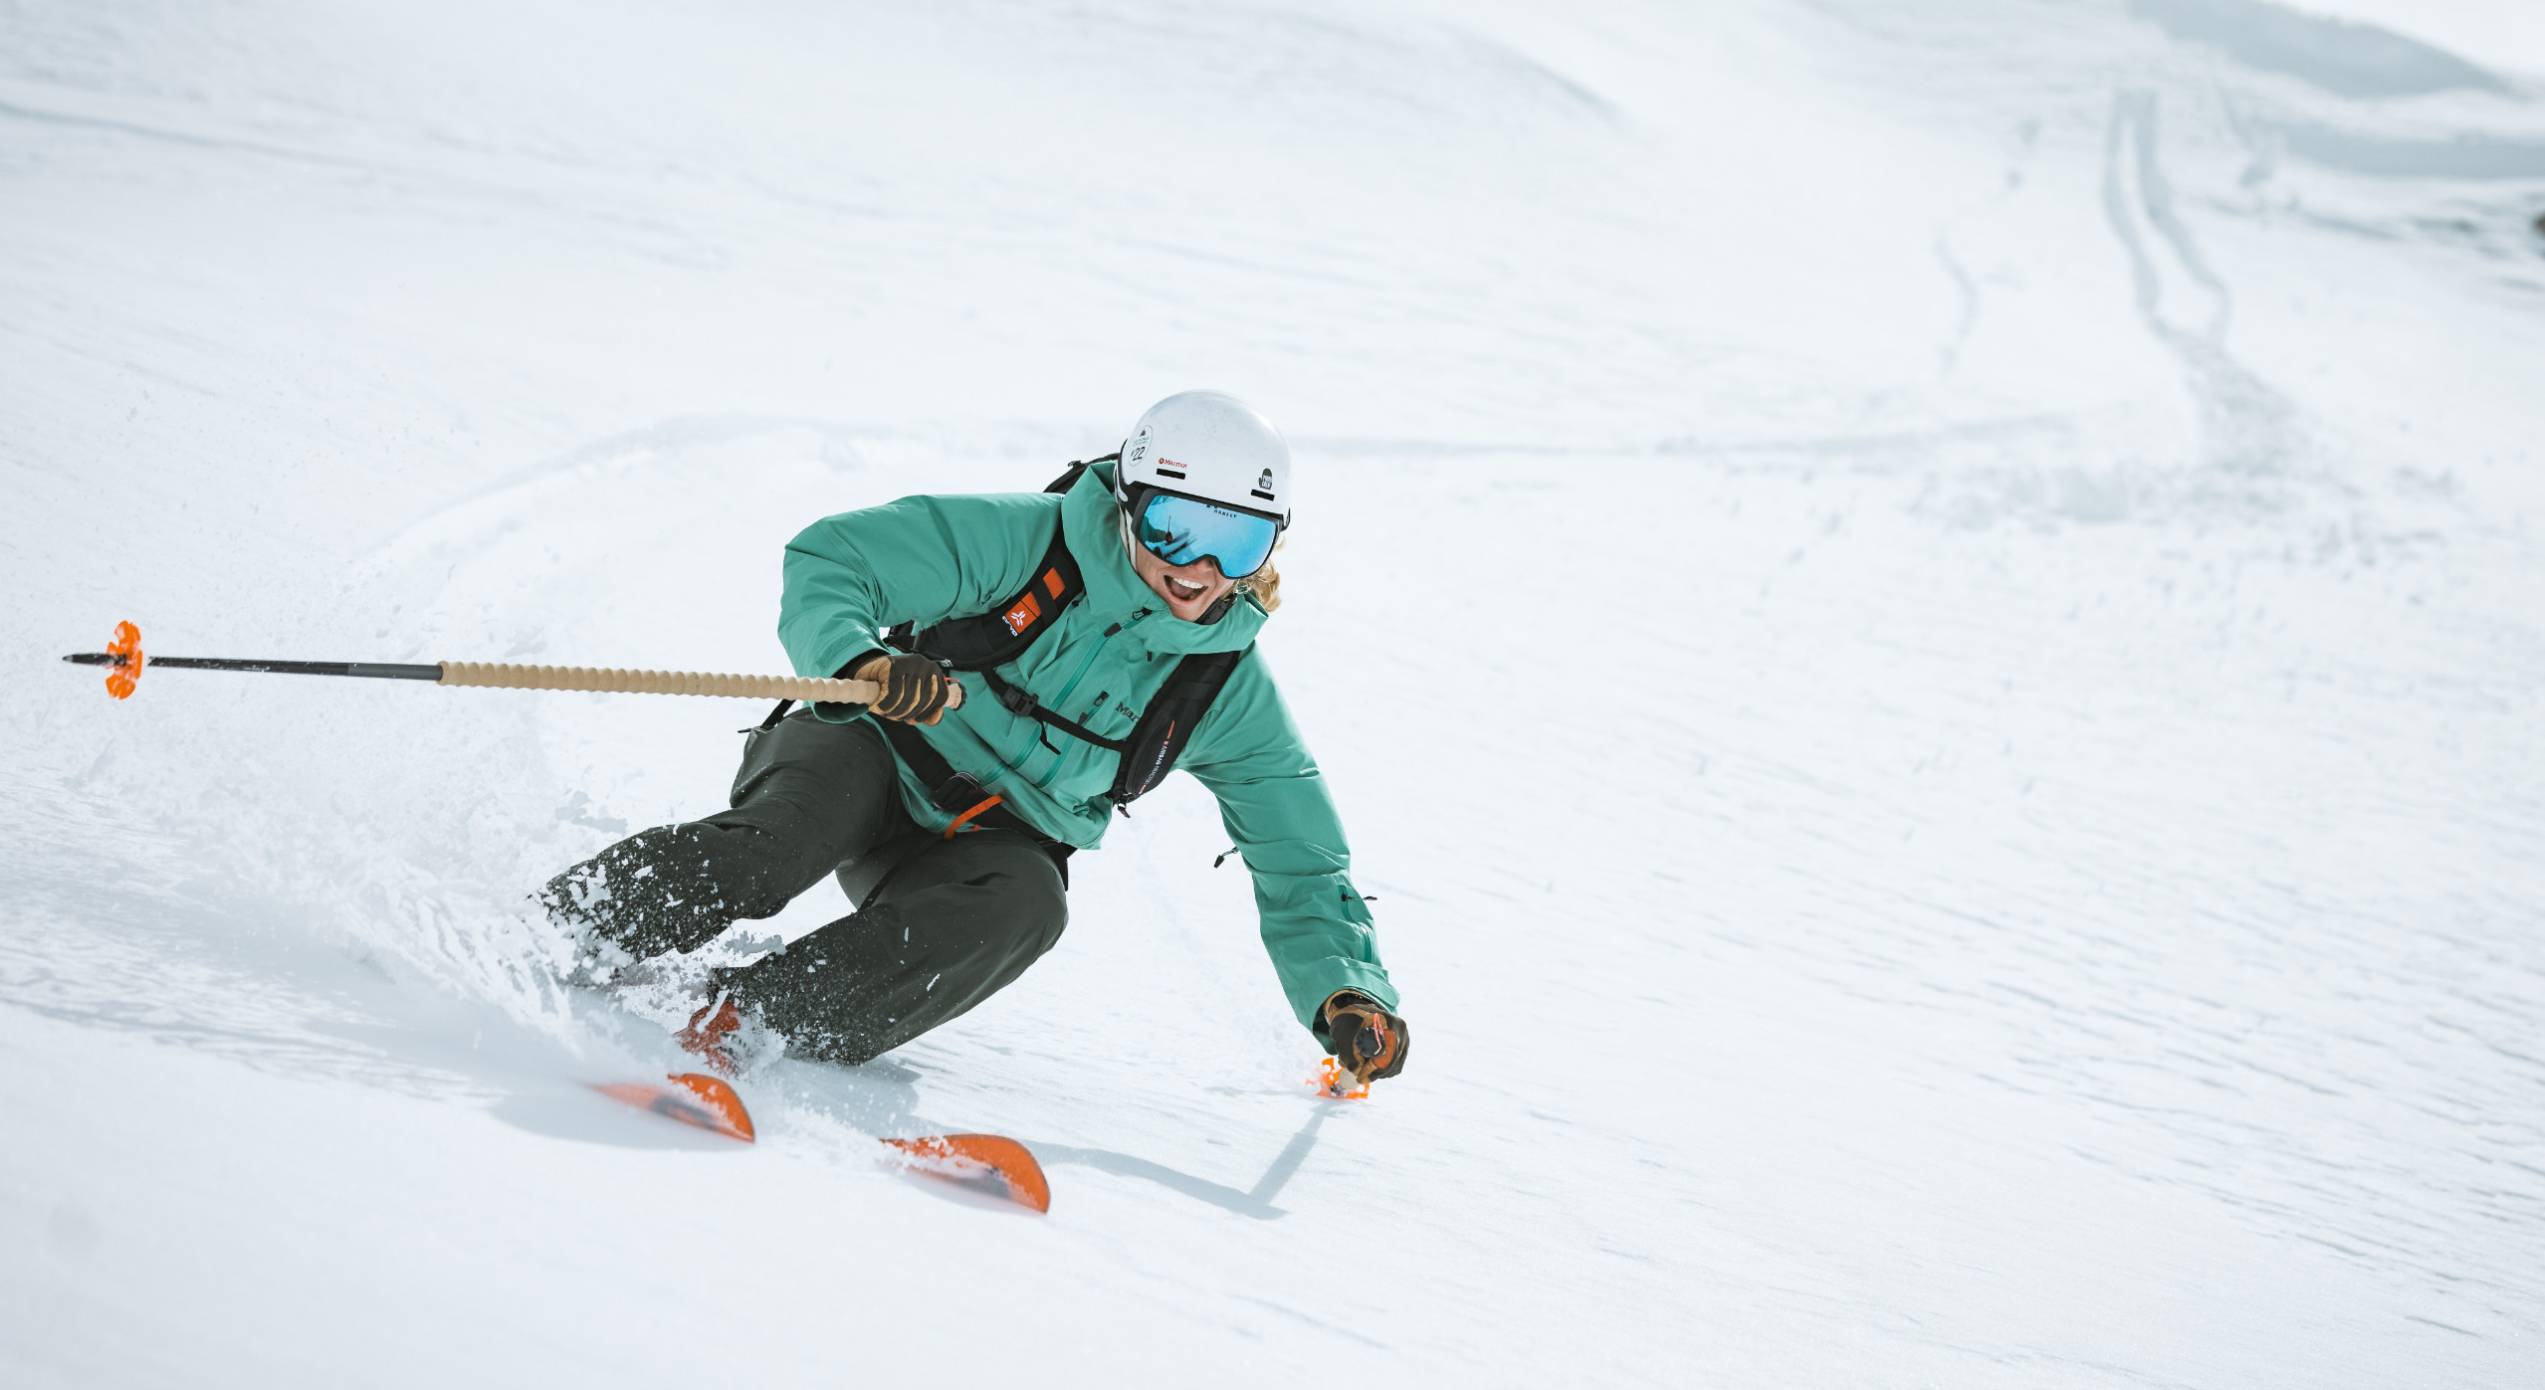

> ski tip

[
  {"left": 882, "top": 1133, "right": 1051, "bottom": 1213},
  {"left": 590, "top": 1072, "right": 756, "bottom": 1143},
  {"left": 667, "top": 1072, "right": 756, "bottom": 1142}
]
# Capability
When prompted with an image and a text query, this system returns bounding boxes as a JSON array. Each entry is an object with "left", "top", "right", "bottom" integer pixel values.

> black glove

[
  {"left": 856, "top": 652, "right": 959, "bottom": 725},
  {"left": 1322, "top": 991, "right": 1409, "bottom": 1085}
]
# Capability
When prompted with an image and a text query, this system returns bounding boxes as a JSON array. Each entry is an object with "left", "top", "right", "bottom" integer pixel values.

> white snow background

[{"left": 3, "top": 0, "right": 2542, "bottom": 1385}]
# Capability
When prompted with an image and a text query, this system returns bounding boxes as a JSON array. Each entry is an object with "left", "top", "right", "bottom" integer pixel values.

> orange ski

[
  {"left": 591, "top": 1072, "right": 756, "bottom": 1142},
  {"left": 588, "top": 1077, "right": 1047, "bottom": 1213},
  {"left": 881, "top": 1133, "right": 1051, "bottom": 1213}
]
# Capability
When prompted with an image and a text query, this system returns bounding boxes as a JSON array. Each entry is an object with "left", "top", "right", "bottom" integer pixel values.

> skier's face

[{"left": 1129, "top": 537, "right": 1238, "bottom": 621}]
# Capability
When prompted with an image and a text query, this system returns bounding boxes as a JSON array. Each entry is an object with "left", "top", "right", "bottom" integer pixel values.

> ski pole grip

[{"left": 436, "top": 662, "right": 882, "bottom": 703}]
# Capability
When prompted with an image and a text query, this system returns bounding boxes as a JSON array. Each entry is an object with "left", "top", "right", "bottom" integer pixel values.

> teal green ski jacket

[{"left": 777, "top": 461, "right": 1397, "bottom": 1038}]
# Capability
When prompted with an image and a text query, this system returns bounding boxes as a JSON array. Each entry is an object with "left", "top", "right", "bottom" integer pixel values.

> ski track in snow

[{"left": 3, "top": 0, "right": 2543, "bottom": 1385}]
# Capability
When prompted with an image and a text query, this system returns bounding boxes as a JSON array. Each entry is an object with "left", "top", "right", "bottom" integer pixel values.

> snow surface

[{"left": 4, "top": 0, "right": 2542, "bottom": 1384}]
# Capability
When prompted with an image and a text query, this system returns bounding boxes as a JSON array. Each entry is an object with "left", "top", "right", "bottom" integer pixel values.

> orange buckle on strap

[{"left": 945, "top": 793, "right": 1006, "bottom": 838}]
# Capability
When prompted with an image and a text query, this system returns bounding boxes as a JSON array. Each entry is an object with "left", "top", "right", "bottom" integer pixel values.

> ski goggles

[{"left": 1130, "top": 489, "right": 1283, "bottom": 579}]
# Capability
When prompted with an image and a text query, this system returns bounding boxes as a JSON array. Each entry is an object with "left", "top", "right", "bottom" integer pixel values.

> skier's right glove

[
  {"left": 1322, "top": 991, "right": 1409, "bottom": 1086},
  {"left": 854, "top": 652, "right": 962, "bottom": 726}
]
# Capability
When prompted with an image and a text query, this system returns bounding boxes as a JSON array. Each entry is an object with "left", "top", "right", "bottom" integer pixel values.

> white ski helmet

[{"left": 1118, "top": 390, "right": 1292, "bottom": 526}]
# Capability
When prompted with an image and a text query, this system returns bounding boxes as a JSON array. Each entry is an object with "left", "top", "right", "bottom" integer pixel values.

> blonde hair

[{"left": 1237, "top": 542, "right": 1284, "bottom": 613}]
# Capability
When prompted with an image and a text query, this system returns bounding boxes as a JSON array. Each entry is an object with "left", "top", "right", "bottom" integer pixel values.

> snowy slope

[{"left": 4, "top": 0, "right": 2542, "bottom": 1384}]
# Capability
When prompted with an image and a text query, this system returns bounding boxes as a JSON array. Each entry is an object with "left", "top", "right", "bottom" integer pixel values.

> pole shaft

[{"left": 62, "top": 654, "right": 443, "bottom": 680}]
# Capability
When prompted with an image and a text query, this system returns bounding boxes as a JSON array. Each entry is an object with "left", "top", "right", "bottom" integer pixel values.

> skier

[{"left": 542, "top": 391, "right": 1408, "bottom": 1088}]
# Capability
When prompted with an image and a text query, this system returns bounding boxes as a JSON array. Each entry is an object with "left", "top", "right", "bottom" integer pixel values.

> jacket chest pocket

[
  {"left": 1008, "top": 610, "right": 1171, "bottom": 740},
  {"left": 1002, "top": 651, "right": 1180, "bottom": 794},
  {"left": 985, "top": 622, "right": 1126, "bottom": 779}
]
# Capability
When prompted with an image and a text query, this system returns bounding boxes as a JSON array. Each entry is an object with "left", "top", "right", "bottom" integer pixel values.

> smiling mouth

[{"left": 1165, "top": 575, "right": 1208, "bottom": 602}]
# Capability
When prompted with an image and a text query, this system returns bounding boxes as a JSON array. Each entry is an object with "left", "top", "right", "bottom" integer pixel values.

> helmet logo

[
  {"left": 1257, "top": 468, "right": 1274, "bottom": 492},
  {"left": 1154, "top": 455, "right": 1188, "bottom": 480}
]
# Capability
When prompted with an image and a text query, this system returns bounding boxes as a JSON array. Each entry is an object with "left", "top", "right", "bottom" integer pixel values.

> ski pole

[{"left": 62, "top": 620, "right": 897, "bottom": 705}]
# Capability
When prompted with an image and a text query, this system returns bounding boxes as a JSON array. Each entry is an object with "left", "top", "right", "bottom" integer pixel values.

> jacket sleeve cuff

[{"left": 1301, "top": 963, "right": 1400, "bottom": 1040}]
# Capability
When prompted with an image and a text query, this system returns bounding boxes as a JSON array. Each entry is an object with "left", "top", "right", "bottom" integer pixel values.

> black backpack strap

[
  {"left": 1044, "top": 452, "right": 1118, "bottom": 496},
  {"left": 978, "top": 668, "right": 1130, "bottom": 752},
  {"left": 888, "top": 519, "right": 1083, "bottom": 671},
  {"left": 1110, "top": 647, "right": 1248, "bottom": 804},
  {"left": 864, "top": 454, "right": 1124, "bottom": 673},
  {"left": 871, "top": 717, "right": 1073, "bottom": 869}
]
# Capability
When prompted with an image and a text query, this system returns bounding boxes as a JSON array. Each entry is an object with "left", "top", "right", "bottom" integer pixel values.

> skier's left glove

[{"left": 1322, "top": 991, "right": 1409, "bottom": 1085}]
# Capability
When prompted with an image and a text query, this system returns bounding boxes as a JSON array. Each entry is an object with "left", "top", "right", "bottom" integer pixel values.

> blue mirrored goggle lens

[{"left": 1134, "top": 492, "right": 1280, "bottom": 579}]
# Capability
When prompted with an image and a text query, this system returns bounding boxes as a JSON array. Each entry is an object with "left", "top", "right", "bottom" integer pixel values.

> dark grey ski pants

[{"left": 541, "top": 712, "right": 1068, "bottom": 1064}]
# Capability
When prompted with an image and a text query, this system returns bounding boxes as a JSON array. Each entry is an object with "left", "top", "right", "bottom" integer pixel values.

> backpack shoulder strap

[
  {"left": 888, "top": 517, "right": 1081, "bottom": 670},
  {"left": 1110, "top": 646, "right": 1249, "bottom": 805},
  {"left": 887, "top": 455, "right": 1117, "bottom": 668},
  {"left": 1045, "top": 452, "right": 1118, "bottom": 496}
]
